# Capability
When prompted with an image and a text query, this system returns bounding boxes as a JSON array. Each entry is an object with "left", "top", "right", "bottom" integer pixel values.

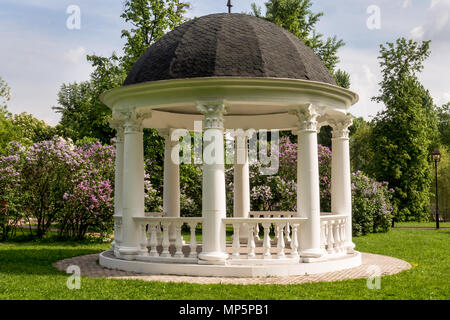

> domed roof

[{"left": 124, "top": 13, "right": 336, "bottom": 86}]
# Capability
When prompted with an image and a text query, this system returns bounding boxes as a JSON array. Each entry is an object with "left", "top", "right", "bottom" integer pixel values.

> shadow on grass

[{"left": 0, "top": 242, "right": 107, "bottom": 276}]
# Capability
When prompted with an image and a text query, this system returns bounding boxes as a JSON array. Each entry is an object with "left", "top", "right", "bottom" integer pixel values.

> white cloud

[
  {"left": 409, "top": 0, "right": 450, "bottom": 41},
  {"left": 443, "top": 92, "right": 450, "bottom": 103},
  {"left": 410, "top": 25, "right": 425, "bottom": 39},
  {"left": 402, "top": 0, "right": 411, "bottom": 9},
  {"left": 63, "top": 47, "right": 86, "bottom": 64}
]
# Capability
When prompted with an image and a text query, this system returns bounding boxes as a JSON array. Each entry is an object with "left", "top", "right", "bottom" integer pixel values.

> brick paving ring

[{"left": 53, "top": 252, "right": 411, "bottom": 285}]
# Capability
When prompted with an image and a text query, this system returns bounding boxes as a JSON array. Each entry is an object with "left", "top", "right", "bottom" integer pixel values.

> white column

[
  {"left": 233, "top": 132, "right": 250, "bottom": 240},
  {"left": 118, "top": 111, "right": 150, "bottom": 260},
  {"left": 109, "top": 120, "right": 124, "bottom": 257},
  {"left": 158, "top": 128, "right": 180, "bottom": 242},
  {"left": 197, "top": 102, "right": 228, "bottom": 264},
  {"left": 291, "top": 105, "right": 324, "bottom": 261},
  {"left": 330, "top": 115, "right": 355, "bottom": 253}
]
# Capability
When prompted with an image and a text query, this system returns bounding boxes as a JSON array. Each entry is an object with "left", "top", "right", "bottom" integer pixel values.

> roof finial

[{"left": 227, "top": 0, "right": 233, "bottom": 13}]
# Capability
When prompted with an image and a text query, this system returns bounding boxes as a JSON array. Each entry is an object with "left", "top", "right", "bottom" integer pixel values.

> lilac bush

[
  {"left": 18, "top": 136, "right": 80, "bottom": 238},
  {"left": 0, "top": 145, "right": 22, "bottom": 240},
  {"left": 351, "top": 171, "right": 394, "bottom": 236},
  {"left": 59, "top": 141, "right": 116, "bottom": 240},
  {"left": 226, "top": 136, "right": 393, "bottom": 236},
  {"left": 244, "top": 136, "right": 332, "bottom": 212},
  {"left": 0, "top": 136, "right": 160, "bottom": 240}
]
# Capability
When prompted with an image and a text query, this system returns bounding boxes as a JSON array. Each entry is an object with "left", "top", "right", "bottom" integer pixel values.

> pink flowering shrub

[
  {"left": 0, "top": 136, "right": 160, "bottom": 240},
  {"left": 351, "top": 171, "right": 394, "bottom": 235},
  {"left": 59, "top": 141, "right": 116, "bottom": 240},
  {"left": 226, "top": 136, "right": 393, "bottom": 236},
  {"left": 244, "top": 136, "right": 332, "bottom": 212},
  {"left": 0, "top": 144, "right": 22, "bottom": 240}
]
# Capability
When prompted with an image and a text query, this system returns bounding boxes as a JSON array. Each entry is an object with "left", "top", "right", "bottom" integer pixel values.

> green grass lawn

[
  {"left": 0, "top": 228, "right": 448, "bottom": 300},
  {"left": 395, "top": 221, "right": 450, "bottom": 228}
]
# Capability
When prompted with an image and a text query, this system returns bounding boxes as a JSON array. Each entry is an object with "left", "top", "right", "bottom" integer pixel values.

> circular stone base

[
  {"left": 99, "top": 250, "right": 362, "bottom": 278},
  {"left": 54, "top": 250, "right": 411, "bottom": 284}
]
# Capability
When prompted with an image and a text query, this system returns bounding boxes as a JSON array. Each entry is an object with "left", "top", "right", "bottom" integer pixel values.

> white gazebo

[{"left": 99, "top": 13, "right": 360, "bottom": 277}]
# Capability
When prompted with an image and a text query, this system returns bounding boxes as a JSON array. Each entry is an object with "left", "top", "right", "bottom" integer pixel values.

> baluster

[
  {"left": 277, "top": 222, "right": 285, "bottom": 258},
  {"left": 274, "top": 217, "right": 280, "bottom": 242},
  {"left": 248, "top": 223, "right": 256, "bottom": 258},
  {"left": 285, "top": 222, "right": 291, "bottom": 243},
  {"left": 161, "top": 222, "right": 171, "bottom": 257},
  {"left": 320, "top": 221, "right": 326, "bottom": 251},
  {"left": 333, "top": 219, "right": 340, "bottom": 252},
  {"left": 232, "top": 223, "right": 241, "bottom": 259},
  {"left": 339, "top": 219, "right": 346, "bottom": 251},
  {"left": 156, "top": 223, "right": 162, "bottom": 246},
  {"left": 139, "top": 223, "right": 149, "bottom": 256},
  {"left": 262, "top": 222, "right": 272, "bottom": 259},
  {"left": 327, "top": 221, "right": 334, "bottom": 254},
  {"left": 188, "top": 222, "right": 198, "bottom": 258},
  {"left": 255, "top": 222, "right": 261, "bottom": 241},
  {"left": 149, "top": 222, "right": 159, "bottom": 257},
  {"left": 174, "top": 222, "right": 184, "bottom": 258},
  {"left": 290, "top": 223, "right": 299, "bottom": 259}
]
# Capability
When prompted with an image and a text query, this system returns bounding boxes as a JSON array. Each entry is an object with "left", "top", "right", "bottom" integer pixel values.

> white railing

[
  {"left": 249, "top": 211, "right": 295, "bottom": 242},
  {"left": 133, "top": 217, "right": 203, "bottom": 263},
  {"left": 223, "top": 217, "right": 307, "bottom": 262},
  {"left": 145, "top": 212, "right": 166, "bottom": 217},
  {"left": 320, "top": 214, "right": 347, "bottom": 256}
]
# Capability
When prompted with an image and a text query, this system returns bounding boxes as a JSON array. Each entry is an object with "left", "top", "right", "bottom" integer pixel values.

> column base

[
  {"left": 345, "top": 241, "right": 356, "bottom": 253},
  {"left": 300, "top": 248, "right": 325, "bottom": 260},
  {"left": 118, "top": 246, "right": 139, "bottom": 260},
  {"left": 198, "top": 252, "right": 229, "bottom": 265}
]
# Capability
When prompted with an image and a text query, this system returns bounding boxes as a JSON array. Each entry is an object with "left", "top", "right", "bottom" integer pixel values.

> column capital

[
  {"left": 109, "top": 120, "right": 125, "bottom": 143},
  {"left": 329, "top": 114, "right": 354, "bottom": 139},
  {"left": 157, "top": 128, "right": 180, "bottom": 147},
  {"left": 115, "top": 110, "right": 152, "bottom": 133},
  {"left": 289, "top": 105, "right": 320, "bottom": 132},
  {"left": 157, "top": 128, "right": 170, "bottom": 138},
  {"left": 197, "top": 101, "right": 227, "bottom": 129}
]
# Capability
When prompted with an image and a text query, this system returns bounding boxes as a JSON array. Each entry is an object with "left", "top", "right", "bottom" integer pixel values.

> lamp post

[{"left": 431, "top": 148, "right": 441, "bottom": 229}]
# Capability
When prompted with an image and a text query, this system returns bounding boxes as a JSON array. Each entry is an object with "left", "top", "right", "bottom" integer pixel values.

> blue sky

[{"left": 1, "top": 0, "right": 449, "bottom": 125}]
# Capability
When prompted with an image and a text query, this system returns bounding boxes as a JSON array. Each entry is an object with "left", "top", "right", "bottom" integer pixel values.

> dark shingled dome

[{"left": 124, "top": 13, "right": 336, "bottom": 86}]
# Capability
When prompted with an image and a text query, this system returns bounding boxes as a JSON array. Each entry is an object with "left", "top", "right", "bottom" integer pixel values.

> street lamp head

[{"left": 432, "top": 148, "right": 441, "bottom": 162}]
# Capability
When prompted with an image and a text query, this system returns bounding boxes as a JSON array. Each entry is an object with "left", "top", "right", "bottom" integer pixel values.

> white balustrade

[
  {"left": 320, "top": 215, "right": 347, "bottom": 256},
  {"left": 223, "top": 217, "right": 306, "bottom": 262},
  {"left": 133, "top": 217, "right": 203, "bottom": 262},
  {"left": 130, "top": 214, "right": 347, "bottom": 264},
  {"left": 249, "top": 212, "right": 295, "bottom": 244}
]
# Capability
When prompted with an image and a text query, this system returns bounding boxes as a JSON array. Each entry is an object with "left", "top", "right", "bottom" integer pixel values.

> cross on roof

[{"left": 227, "top": 0, "right": 233, "bottom": 13}]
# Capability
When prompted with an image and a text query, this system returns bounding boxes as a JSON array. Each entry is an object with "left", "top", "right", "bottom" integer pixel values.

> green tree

[
  {"left": 430, "top": 146, "right": 450, "bottom": 219},
  {"left": 349, "top": 117, "right": 374, "bottom": 174},
  {"left": 12, "top": 112, "right": 56, "bottom": 143},
  {"left": 370, "top": 38, "right": 438, "bottom": 222},
  {"left": 54, "top": 81, "right": 114, "bottom": 143},
  {"left": 0, "top": 76, "right": 10, "bottom": 109},
  {"left": 0, "top": 78, "right": 36, "bottom": 152},
  {"left": 436, "top": 103, "right": 450, "bottom": 149}
]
